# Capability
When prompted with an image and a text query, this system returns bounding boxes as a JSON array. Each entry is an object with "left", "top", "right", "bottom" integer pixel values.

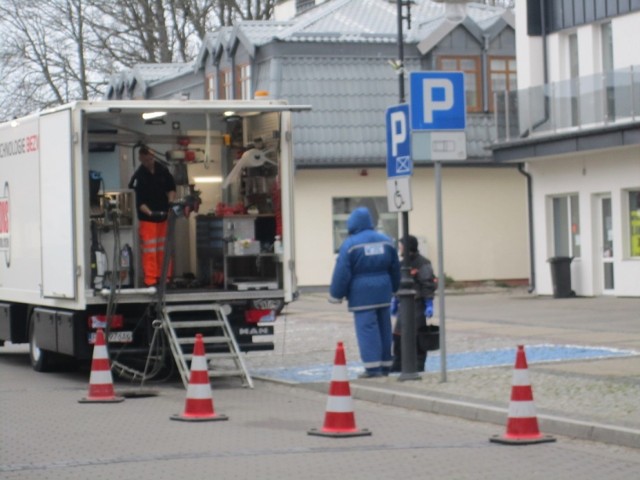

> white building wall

[
  {"left": 529, "top": 148, "right": 640, "bottom": 297},
  {"left": 536, "top": 11, "right": 640, "bottom": 84},
  {"left": 579, "top": 25, "right": 599, "bottom": 77},
  {"left": 293, "top": 167, "right": 529, "bottom": 287},
  {"left": 514, "top": 3, "right": 541, "bottom": 90},
  {"left": 612, "top": 12, "right": 640, "bottom": 68}
]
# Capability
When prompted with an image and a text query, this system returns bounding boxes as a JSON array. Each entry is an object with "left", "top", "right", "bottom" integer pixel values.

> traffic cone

[
  {"left": 308, "top": 341, "right": 371, "bottom": 438},
  {"left": 171, "top": 333, "right": 228, "bottom": 422},
  {"left": 79, "top": 329, "right": 124, "bottom": 403},
  {"left": 490, "top": 345, "right": 556, "bottom": 445}
]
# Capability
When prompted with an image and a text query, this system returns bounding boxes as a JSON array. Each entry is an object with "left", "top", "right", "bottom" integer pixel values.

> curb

[{"left": 261, "top": 378, "right": 640, "bottom": 450}]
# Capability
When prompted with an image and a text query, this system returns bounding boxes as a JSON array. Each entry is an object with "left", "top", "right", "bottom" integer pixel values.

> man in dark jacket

[
  {"left": 128, "top": 146, "right": 176, "bottom": 286},
  {"left": 329, "top": 207, "right": 401, "bottom": 378},
  {"left": 391, "top": 235, "right": 436, "bottom": 372}
]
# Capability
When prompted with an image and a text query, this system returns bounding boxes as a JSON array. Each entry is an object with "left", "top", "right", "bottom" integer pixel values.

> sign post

[
  {"left": 385, "top": 103, "right": 419, "bottom": 381},
  {"left": 409, "top": 71, "right": 467, "bottom": 383}
]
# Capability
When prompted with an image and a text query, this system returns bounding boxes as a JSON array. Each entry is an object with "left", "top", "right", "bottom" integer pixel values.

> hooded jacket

[{"left": 329, "top": 207, "right": 401, "bottom": 311}]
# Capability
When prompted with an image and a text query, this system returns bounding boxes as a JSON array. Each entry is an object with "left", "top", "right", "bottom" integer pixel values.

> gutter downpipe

[
  {"left": 522, "top": 0, "right": 550, "bottom": 137},
  {"left": 515, "top": 1, "right": 548, "bottom": 293},
  {"left": 482, "top": 35, "right": 489, "bottom": 112},
  {"left": 518, "top": 163, "right": 535, "bottom": 293}
]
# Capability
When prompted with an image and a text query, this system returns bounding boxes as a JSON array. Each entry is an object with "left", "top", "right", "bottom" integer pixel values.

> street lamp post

[{"left": 396, "top": 0, "right": 419, "bottom": 381}]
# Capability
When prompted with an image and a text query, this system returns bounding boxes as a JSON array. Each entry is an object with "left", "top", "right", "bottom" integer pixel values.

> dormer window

[{"left": 437, "top": 56, "right": 482, "bottom": 112}]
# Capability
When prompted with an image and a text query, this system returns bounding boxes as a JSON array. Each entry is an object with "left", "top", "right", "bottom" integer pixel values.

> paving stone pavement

[{"left": 243, "top": 287, "right": 640, "bottom": 449}]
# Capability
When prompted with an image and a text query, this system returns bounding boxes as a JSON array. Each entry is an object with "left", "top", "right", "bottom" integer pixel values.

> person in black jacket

[
  {"left": 128, "top": 146, "right": 176, "bottom": 286},
  {"left": 390, "top": 235, "right": 436, "bottom": 372}
]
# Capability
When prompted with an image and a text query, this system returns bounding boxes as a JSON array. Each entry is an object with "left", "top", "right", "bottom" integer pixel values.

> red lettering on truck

[
  {"left": 25, "top": 135, "right": 38, "bottom": 152},
  {"left": 0, "top": 200, "right": 8, "bottom": 234}
]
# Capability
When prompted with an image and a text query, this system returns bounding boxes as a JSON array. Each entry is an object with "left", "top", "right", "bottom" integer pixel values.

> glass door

[{"left": 599, "top": 196, "right": 614, "bottom": 293}]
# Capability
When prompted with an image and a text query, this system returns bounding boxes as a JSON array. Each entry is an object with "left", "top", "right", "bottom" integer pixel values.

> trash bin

[{"left": 547, "top": 256, "right": 574, "bottom": 298}]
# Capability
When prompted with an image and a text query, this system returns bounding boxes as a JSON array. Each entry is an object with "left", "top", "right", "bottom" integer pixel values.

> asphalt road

[{"left": 1, "top": 343, "right": 639, "bottom": 480}]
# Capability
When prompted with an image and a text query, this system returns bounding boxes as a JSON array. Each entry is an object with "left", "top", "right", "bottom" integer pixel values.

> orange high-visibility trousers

[{"left": 139, "top": 220, "right": 173, "bottom": 286}]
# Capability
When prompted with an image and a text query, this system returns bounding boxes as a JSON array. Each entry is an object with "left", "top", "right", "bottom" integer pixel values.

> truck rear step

[{"left": 161, "top": 304, "right": 253, "bottom": 388}]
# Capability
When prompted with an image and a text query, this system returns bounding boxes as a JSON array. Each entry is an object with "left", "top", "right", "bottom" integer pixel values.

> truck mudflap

[{"left": 234, "top": 323, "right": 275, "bottom": 351}]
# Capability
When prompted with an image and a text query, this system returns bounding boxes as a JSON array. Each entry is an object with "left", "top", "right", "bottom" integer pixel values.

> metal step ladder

[{"left": 161, "top": 303, "right": 253, "bottom": 389}]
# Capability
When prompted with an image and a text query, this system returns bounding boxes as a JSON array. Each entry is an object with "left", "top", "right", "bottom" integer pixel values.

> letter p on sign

[
  {"left": 390, "top": 110, "right": 406, "bottom": 157},
  {"left": 422, "top": 78, "right": 453, "bottom": 124}
]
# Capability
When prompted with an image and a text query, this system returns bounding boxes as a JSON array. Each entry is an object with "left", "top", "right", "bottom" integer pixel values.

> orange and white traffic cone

[
  {"left": 79, "top": 329, "right": 124, "bottom": 403},
  {"left": 171, "top": 333, "right": 228, "bottom": 422},
  {"left": 490, "top": 345, "right": 556, "bottom": 445},
  {"left": 308, "top": 341, "right": 371, "bottom": 438}
]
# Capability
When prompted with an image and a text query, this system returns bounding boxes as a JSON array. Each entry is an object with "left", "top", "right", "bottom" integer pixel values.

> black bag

[{"left": 417, "top": 324, "right": 440, "bottom": 352}]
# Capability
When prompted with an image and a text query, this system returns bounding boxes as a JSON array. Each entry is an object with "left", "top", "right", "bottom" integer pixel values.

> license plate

[{"left": 88, "top": 331, "right": 133, "bottom": 344}]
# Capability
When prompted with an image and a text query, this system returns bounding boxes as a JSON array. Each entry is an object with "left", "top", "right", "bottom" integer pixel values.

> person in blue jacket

[{"left": 329, "top": 207, "right": 401, "bottom": 378}]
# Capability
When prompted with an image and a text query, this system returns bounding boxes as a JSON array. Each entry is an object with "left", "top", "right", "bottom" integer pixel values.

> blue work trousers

[{"left": 354, "top": 307, "right": 393, "bottom": 375}]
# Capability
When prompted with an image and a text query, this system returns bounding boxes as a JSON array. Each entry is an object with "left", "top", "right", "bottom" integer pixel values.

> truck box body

[{"left": 0, "top": 99, "right": 308, "bottom": 373}]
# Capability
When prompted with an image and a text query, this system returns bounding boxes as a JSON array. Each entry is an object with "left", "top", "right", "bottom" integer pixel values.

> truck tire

[{"left": 28, "top": 313, "right": 54, "bottom": 372}]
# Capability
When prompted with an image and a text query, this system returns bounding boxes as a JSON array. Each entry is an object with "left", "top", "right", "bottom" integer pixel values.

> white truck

[{"left": 0, "top": 99, "right": 308, "bottom": 383}]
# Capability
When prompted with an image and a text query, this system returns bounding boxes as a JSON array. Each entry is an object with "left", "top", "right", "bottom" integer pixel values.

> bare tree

[
  {"left": 85, "top": 0, "right": 275, "bottom": 66},
  {"left": 0, "top": 0, "right": 106, "bottom": 119},
  {"left": 0, "top": 0, "right": 275, "bottom": 120}
]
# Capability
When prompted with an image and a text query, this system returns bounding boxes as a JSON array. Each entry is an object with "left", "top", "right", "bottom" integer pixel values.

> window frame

[
  {"left": 627, "top": 190, "right": 640, "bottom": 258},
  {"left": 437, "top": 55, "right": 482, "bottom": 113},
  {"left": 235, "top": 64, "right": 252, "bottom": 100},
  {"left": 488, "top": 56, "right": 517, "bottom": 112},
  {"left": 551, "top": 194, "right": 581, "bottom": 258},
  {"left": 219, "top": 69, "right": 232, "bottom": 100},
  {"left": 332, "top": 197, "right": 398, "bottom": 253},
  {"left": 205, "top": 73, "right": 216, "bottom": 100}
]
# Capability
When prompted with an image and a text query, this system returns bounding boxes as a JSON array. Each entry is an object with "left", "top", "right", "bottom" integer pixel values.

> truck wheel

[{"left": 29, "top": 315, "right": 54, "bottom": 372}]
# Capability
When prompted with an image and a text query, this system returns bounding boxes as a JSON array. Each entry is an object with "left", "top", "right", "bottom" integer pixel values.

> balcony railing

[{"left": 494, "top": 65, "right": 640, "bottom": 143}]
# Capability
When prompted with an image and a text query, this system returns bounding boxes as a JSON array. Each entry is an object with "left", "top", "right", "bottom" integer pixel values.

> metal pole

[
  {"left": 397, "top": 0, "right": 405, "bottom": 104},
  {"left": 435, "top": 161, "right": 447, "bottom": 382},
  {"left": 398, "top": 212, "right": 418, "bottom": 381},
  {"left": 396, "top": 0, "right": 419, "bottom": 381}
]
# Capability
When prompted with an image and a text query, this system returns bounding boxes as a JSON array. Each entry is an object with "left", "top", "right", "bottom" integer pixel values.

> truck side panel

[
  {"left": 39, "top": 109, "right": 76, "bottom": 299},
  {"left": 0, "top": 116, "right": 43, "bottom": 304}
]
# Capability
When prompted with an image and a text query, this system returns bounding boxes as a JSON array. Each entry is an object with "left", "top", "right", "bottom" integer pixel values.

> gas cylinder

[{"left": 119, "top": 244, "right": 134, "bottom": 288}]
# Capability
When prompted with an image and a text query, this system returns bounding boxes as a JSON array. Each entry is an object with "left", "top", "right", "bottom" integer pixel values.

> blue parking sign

[
  {"left": 410, "top": 72, "right": 466, "bottom": 131},
  {"left": 386, "top": 104, "right": 412, "bottom": 178}
]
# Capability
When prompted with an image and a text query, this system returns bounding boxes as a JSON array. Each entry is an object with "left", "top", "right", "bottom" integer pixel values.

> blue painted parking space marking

[{"left": 252, "top": 345, "right": 639, "bottom": 384}]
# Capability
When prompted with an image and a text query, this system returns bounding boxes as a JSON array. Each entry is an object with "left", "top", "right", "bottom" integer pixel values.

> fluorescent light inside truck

[
  {"left": 141, "top": 111, "right": 167, "bottom": 120},
  {"left": 193, "top": 176, "right": 223, "bottom": 184}
]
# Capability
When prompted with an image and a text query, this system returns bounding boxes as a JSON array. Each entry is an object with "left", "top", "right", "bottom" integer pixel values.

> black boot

[
  {"left": 390, "top": 335, "right": 401, "bottom": 372},
  {"left": 416, "top": 349, "right": 427, "bottom": 372}
]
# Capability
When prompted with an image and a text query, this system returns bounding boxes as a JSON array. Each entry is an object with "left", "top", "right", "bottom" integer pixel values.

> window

[
  {"left": 236, "top": 64, "right": 252, "bottom": 100},
  {"left": 629, "top": 191, "right": 640, "bottom": 257},
  {"left": 437, "top": 56, "right": 482, "bottom": 112},
  {"left": 489, "top": 57, "right": 517, "bottom": 112},
  {"left": 601, "top": 22, "right": 615, "bottom": 120},
  {"left": 205, "top": 74, "right": 216, "bottom": 100},
  {"left": 552, "top": 194, "right": 580, "bottom": 258},
  {"left": 601, "top": 22, "right": 614, "bottom": 72},
  {"left": 332, "top": 197, "right": 398, "bottom": 253},
  {"left": 568, "top": 33, "right": 579, "bottom": 78},
  {"left": 219, "top": 69, "right": 232, "bottom": 100},
  {"left": 568, "top": 33, "right": 579, "bottom": 126},
  {"left": 297, "top": 0, "right": 315, "bottom": 14}
]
